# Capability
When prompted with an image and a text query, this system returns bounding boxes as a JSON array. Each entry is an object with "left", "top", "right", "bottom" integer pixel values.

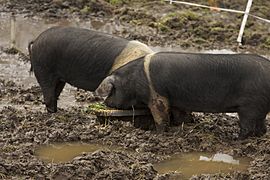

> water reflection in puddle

[
  {"left": 154, "top": 152, "right": 250, "bottom": 179},
  {"left": 35, "top": 143, "right": 119, "bottom": 163}
]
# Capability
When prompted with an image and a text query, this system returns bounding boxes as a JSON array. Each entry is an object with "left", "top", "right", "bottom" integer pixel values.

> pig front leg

[
  {"left": 148, "top": 96, "right": 170, "bottom": 132},
  {"left": 170, "top": 108, "right": 194, "bottom": 126},
  {"left": 238, "top": 105, "right": 267, "bottom": 139}
]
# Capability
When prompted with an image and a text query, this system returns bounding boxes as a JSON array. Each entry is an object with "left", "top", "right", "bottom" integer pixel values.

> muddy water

[
  {"left": 35, "top": 143, "right": 121, "bottom": 163},
  {"left": 154, "top": 152, "right": 251, "bottom": 179}
]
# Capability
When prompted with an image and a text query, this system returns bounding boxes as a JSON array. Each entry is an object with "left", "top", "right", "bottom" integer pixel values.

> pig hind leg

[
  {"left": 36, "top": 72, "right": 64, "bottom": 113},
  {"left": 43, "top": 80, "right": 65, "bottom": 113},
  {"left": 42, "top": 86, "right": 57, "bottom": 113},
  {"left": 170, "top": 108, "right": 194, "bottom": 126},
  {"left": 238, "top": 106, "right": 267, "bottom": 139}
]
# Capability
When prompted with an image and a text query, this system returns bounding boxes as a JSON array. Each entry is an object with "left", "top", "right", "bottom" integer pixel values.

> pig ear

[{"left": 95, "top": 75, "right": 115, "bottom": 97}]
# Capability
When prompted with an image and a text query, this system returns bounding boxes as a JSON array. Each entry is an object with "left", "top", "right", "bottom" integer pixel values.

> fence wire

[{"left": 167, "top": 0, "right": 270, "bottom": 24}]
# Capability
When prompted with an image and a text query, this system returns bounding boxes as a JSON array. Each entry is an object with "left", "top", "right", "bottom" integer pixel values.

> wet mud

[{"left": 1, "top": 0, "right": 270, "bottom": 179}]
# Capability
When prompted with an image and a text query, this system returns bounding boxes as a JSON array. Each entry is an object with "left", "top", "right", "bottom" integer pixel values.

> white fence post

[{"left": 237, "top": 0, "right": 253, "bottom": 45}]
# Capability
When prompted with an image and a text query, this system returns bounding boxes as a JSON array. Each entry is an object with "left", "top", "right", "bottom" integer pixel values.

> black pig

[
  {"left": 96, "top": 52, "right": 270, "bottom": 139},
  {"left": 29, "top": 26, "right": 153, "bottom": 112}
]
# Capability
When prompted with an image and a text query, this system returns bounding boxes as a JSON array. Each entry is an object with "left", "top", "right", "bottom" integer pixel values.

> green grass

[{"left": 88, "top": 102, "right": 108, "bottom": 111}]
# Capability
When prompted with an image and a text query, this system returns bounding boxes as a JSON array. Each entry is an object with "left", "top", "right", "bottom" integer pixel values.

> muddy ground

[{"left": 0, "top": 0, "right": 270, "bottom": 179}]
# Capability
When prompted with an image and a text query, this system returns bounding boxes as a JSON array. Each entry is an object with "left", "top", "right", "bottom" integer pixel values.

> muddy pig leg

[
  {"left": 170, "top": 108, "right": 194, "bottom": 126},
  {"left": 255, "top": 117, "right": 267, "bottom": 137},
  {"left": 45, "top": 79, "right": 65, "bottom": 112},
  {"left": 34, "top": 70, "right": 60, "bottom": 113},
  {"left": 148, "top": 98, "right": 170, "bottom": 132},
  {"left": 43, "top": 88, "right": 57, "bottom": 113},
  {"left": 238, "top": 106, "right": 267, "bottom": 139}
]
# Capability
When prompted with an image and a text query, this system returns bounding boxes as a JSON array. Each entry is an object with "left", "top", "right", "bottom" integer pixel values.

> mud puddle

[
  {"left": 35, "top": 142, "right": 122, "bottom": 163},
  {"left": 154, "top": 152, "right": 251, "bottom": 179}
]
